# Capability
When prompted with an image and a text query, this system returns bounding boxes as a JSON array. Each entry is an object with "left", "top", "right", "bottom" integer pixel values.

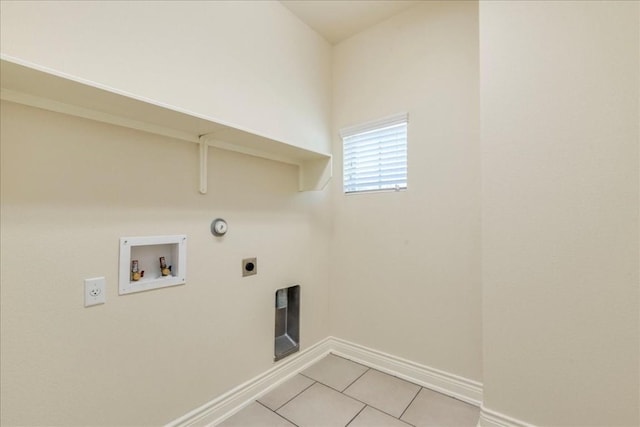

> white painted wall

[
  {"left": 0, "top": 101, "right": 331, "bottom": 426},
  {"left": 0, "top": 1, "right": 332, "bottom": 425},
  {"left": 3, "top": 1, "right": 639, "bottom": 426},
  {"left": 0, "top": 0, "right": 331, "bottom": 154},
  {"left": 480, "top": 1, "right": 639, "bottom": 425},
  {"left": 330, "top": 1, "right": 481, "bottom": 383}
]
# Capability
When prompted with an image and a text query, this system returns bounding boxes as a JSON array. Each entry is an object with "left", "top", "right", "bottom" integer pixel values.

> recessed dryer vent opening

[{"left": 274, "top": 285, "right": 300, "bottom": 361}]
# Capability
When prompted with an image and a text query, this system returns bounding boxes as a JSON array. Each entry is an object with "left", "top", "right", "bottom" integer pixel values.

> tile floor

[{"left": 218, "top": 354, "right": 480, "bottom": 427}]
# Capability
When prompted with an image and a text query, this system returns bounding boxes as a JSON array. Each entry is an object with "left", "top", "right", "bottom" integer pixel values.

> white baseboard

[
  {"left": 166, "top": 337, "right": 333, "bottom": 427},
  {"left": 167, "top": 336, "right": 486, "bottom": 427},
  {"left": 478, "top": 406, "right": 535, "bottom": 427},
  {"left": 329, "top": 337, "right": 483, "bottom": 407}
]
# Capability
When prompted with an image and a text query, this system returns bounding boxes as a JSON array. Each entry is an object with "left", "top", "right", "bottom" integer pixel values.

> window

[{"left": 341, "top": 113, "right": 408, "bottom": 194}]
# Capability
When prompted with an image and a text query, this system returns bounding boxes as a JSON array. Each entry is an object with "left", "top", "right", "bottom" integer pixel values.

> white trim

[
  {"left": 166, "top": 337, "right": 333, "bottom": 427},
  {"left": 1, "top": 55, "right": 332, "bottom": 194},
  {"left": 167, "top": 337, "right": 489, "bottom": 426},
  {"left": 330, "top": 337, "right": 482, "bottom": 407},
  {"left": 478, "top": 406, "right": 536, "bottom": 427},
  {"left": 0, "top": 88, "right": 200, "bottom": 144},
  {"left": 205, "top": 138, "right": 301, "bottom": 167},
  {"left": 199, "top": 137, "right": 209, "bottom": 194},
  {"left": 339, "top": 112, "right": 409, "bottom": 139},
  {"left": 0, "top": 53, "right": 277, "bottom": 142}
]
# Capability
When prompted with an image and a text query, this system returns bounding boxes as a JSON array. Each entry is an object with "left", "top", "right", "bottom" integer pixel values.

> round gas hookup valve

[{"left": 211, "top": 218, "right": 228, "bottom": 236}]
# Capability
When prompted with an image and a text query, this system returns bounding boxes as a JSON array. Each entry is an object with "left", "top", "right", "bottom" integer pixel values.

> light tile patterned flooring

[{"left": 218, "top": 354, "right": 480, "bottom": 427}]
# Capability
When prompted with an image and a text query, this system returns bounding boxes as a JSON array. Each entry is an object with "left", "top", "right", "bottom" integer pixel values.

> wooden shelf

[{"left": 0, "top": 56, "right": 332, "bottom": 192}]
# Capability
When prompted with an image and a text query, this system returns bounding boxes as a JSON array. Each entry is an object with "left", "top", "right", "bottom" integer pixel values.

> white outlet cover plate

[{"left": 85, "top": 277, "right": 106, "bottom": 307}]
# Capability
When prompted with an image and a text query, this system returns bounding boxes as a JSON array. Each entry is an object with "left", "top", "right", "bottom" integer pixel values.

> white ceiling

[{"left": 280, "top": 1, "right": 419, "bottom": 44}]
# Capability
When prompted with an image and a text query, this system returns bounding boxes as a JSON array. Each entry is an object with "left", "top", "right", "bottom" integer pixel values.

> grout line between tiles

[
  {"left": 340, "top": 392, "right": 415, "bottom": 425},
  {"left": 273, "top": 379, "right": 317, "bottom": 412},
  {"left": 339, "top": 356, "right": 425, "bottom": 424},
  {"left": 358, "top": 366, "right": 480, "bottom": 419},
  {"left": 298, "top": 372, "right": 314, "bottom": 381},
  {"left": 240, "top": 355, "right": 472, "bottom": 427},
  {"left": 344, "top": 404, "right": 368, "bottom": 427},
  {"left": 366, "top": 366, "right": 425, "bottom": 388},
  {"left": 329, "top": 354, "right": 428, "bottom": 395},
  {"left": 398, "top": 386, "right": 422, "bottom": 422},
  {"left": 255, "top": 400, "right": 300, "bottom": 427},
  {"left": 400, "top": 418, "right": 416, "bottom": 427},
  {"left": 297, "top": 363, "right": 411, "bottom": 423},
  {"left": 341, "top": 367, "right": 422, "bottom": 419},
  {"left": 340, "top": 366, "right": 371, "bottom": 392},
  {"left": 298, "top": 370, "right": 365, "bottom": 395},
  {"left": 329, "top": 352, "right": 370, "bottom": 369}
]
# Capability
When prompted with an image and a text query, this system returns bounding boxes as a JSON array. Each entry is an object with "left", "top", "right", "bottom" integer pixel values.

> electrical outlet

[{"left": 84, "top": 277, "right": 106, "bottom": 307}]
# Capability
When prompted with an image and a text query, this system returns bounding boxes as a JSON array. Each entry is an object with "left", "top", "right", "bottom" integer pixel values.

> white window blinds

[{"left": 341, "top": 113, "right": 408, "bottom": 194}]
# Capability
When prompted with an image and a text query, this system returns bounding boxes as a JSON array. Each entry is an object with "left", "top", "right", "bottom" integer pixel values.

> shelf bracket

[
  {"left": 1, "top": 58, "right": 334, "bottom": 194},
  {"left": 199, "top": 135, "right": 209, "bottom": 194}
]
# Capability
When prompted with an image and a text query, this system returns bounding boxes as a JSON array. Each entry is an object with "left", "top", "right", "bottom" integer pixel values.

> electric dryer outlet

[{"left": 242, "top": 258, "right": 257, "bottom": 277}]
